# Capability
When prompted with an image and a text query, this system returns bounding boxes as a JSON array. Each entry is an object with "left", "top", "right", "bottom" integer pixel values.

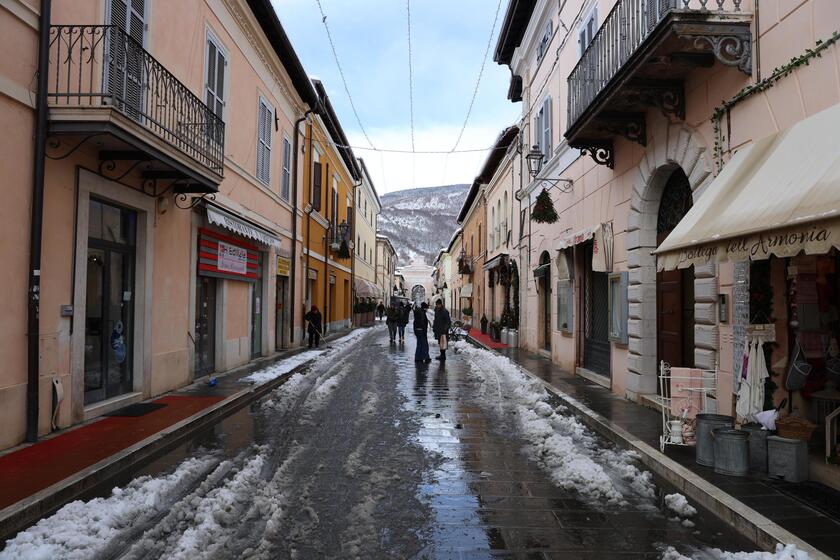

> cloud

[{"left": 351, "top": 122, "right": 517, "bottom": 194}]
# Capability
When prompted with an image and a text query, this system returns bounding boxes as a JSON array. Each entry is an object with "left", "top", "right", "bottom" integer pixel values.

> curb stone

[
  {"left": 464, "top": 334, "right": 831, "bottom": 560},
  {"left": 0, "top": 328, "right": 361, "bottom": 541}
]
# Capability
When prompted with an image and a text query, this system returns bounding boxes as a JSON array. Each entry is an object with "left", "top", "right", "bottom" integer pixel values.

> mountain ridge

[{"left": 378, "top": 183, "right": 469, "bottom": 266}]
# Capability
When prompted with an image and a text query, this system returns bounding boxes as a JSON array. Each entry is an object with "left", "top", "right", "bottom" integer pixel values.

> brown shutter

[{"left": 312, "top": 161, "right": 322, "bottom": 212}]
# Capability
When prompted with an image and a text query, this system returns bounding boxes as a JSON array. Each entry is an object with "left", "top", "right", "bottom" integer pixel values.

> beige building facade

[
  {"left": 376, "top": 234, "right": 397, "bottom": 304},
  {"left": 352, "top": 159, "right": 381, "bottom": 303},
  {"left": 0, "top": 0, "right": 348, "bottom": 450}
]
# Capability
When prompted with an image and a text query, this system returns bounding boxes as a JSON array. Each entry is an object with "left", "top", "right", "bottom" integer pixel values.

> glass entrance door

[
  {"left": 84, "top": 200, "right": 136, "bottom": 404},
  {"left": 195, "top": 276, "right": 217, "bottom": 377}
]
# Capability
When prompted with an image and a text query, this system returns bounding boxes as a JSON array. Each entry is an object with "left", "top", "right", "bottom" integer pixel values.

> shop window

[
  {"left": 557, "top": 279, "right": 573, "bottom": 332},
  {"left": 608, "top": 271, "right": 629, "bottom": 344}
]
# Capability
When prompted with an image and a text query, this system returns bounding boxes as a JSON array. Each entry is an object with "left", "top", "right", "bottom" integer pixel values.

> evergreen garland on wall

[{"left": 712, "top": 31, "right": 840, "bottom": 171}]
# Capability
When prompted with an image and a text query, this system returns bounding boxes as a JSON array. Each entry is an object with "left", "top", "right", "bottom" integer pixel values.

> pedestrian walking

[
  {"left": 397, "top": 301, "right": 409, "bottom": 343},
  {"left": 304, "top": 306, "right": 323, "bottom": 348},
  {"left": 433, "top": 299, "right": 452, "bottom": 361},
  {"left": 413, "top": 302, "right": 431, "bottom": 363},
  {"left": 377, "top": 302, "right": 385, "bottom": 321},
  {"left": 385, "top": 303, "right": 398, "bottom": 342}
]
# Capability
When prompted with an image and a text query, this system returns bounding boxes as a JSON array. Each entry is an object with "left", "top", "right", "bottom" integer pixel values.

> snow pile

[
  {"left": 240, "top": 350, "right": 323, "bottom": 383},
  {"left": 0, "top": 455, "right": 217, "bottom": 560},
  {"left": 662, "top": 543, "right": 811, "bottom": 560},
  {"left": 453, "top": 340, "right": 656, "bottom": 506},
  {"left": 664, "top": 492, "right": 698, "bottom": 528}
]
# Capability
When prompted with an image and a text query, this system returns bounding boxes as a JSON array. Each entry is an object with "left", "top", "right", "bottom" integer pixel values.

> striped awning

[{"left": 207, "top": 205, "right": 281, "bottom": 249}]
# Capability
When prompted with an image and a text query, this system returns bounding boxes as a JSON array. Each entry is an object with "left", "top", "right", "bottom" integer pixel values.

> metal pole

[{"left": 27, "top": 0, "right": 52, "bottom": 442}]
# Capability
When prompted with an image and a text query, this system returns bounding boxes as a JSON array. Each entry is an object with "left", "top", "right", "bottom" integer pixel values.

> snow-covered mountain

[{"left": 378, "top": 184, "right": 469, "bottom": 266}]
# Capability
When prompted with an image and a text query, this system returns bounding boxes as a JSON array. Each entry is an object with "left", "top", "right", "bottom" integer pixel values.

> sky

[{"left": 272, "top": 0, "right": 522, "bottom": 194}]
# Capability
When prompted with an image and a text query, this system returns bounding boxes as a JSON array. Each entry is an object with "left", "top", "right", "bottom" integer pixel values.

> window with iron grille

[{"left": 256, "top": 98, "right": 272, "bottom": 185}]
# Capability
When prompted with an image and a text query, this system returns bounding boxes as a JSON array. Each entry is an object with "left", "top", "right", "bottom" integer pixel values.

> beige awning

[
  {"left": 655, "top": 103, "right": 840, "bottom": 271},
  {"left": 354, "top": 277, "right": 382, "bottom": 299},
  {"left": 555, "top": 222, "right": 614, "bottom": 272}
]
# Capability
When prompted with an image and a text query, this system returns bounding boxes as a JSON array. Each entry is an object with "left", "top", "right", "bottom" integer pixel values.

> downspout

[
  {"left": 350, "top": 178, "right": 361, "bottom": 325},
  {"left": 303, "top": 121, "right": 313, "bottom": 336},
  {"left": 290, "top": 108, "right": 314, "bottom": 346},
  {"left": 27, "top": 0, "right": 52, "bottom": 442}
]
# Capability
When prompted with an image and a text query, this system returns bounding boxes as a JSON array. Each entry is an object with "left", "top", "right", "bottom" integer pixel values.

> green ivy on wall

[{"left": 712, "top": 31, "right": 840, "bottom": 171}]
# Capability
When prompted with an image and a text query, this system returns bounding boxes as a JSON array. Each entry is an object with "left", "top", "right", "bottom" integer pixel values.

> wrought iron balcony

[
  {"left": 47, "top": 25, "right": 224, "bottom": 190},
  {"left": 566, "top": 0, "right": 751, "bottom": 168}
]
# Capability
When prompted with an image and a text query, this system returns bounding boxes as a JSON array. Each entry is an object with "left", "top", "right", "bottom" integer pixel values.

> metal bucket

[
  {"left": 695, "top": 414, "right": 734, "bottom": 466},
  {"left": 741, "top": 423, "right": 770, "bottom": 473},
  {"left": 712, "top": 428, "right": 750, "bottom": 477}
]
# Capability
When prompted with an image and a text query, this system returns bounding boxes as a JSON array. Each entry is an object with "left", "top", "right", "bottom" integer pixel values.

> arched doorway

[
  {"left": 625, "top": 121, "right": 714, "bottom": 397},
  {"left": 656, "top": 168, "right": 695, "bottom": 371},
  {"left": 538, "top": 251, "right": 552, "bottom": 351}
]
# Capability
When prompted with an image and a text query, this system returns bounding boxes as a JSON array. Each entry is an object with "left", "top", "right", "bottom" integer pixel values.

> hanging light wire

[
  {"left": 314, "top": 0, "right": 376, "bottom": 149},
  {"left": 406, "top": 0, "right": 416, "bottom": 153},
  {"left": 450, "top": 0, "right": 504, "bottom": 151}
]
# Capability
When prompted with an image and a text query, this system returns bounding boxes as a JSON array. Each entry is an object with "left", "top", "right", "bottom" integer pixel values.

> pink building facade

[{"left": 494, "top": 0, "right": 840, "bottom": 479}]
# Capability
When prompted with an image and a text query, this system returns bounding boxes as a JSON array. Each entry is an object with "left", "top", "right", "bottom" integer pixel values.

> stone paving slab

[{"left": 474, "top": 338, "right": 840, "bottom": 559}]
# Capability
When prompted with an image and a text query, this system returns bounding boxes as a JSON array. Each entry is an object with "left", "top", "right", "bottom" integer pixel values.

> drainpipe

[
  {"left": 350, "top": 178, "right": 361, "bottom": 325},
  {"left": 27, "top": 0, "right": 52, "bottom": 442},
  {"left": 303, "top": 121, "right": 314, "bottom": 338},
  {"left": 290, "top": 108, "right": 314, "bottom": 346}
]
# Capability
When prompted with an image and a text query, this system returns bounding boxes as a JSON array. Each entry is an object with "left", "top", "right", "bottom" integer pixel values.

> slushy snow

[
  {"left": 452, "top": 340, "right": 655, "bottom": 506},
  {"left": 0, "top": 455, "right": 218, "bottom": 560},
  {"left": 662, "top": 543, "right": 811, "bottom": 559}
]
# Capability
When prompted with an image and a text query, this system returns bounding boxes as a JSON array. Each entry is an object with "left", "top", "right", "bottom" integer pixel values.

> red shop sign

[{"left": 198, "top": 227, "right": 260, "bottom": 282}]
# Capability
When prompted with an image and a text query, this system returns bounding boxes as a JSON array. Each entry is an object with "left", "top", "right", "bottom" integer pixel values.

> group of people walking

[{"left": 379, "top": 300, "right": 451, "bottom": 363}]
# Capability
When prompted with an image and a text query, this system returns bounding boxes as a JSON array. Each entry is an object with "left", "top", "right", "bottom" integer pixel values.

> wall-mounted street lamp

[{"left": 525, "top": 145, "right": 574, "bottom": 194}]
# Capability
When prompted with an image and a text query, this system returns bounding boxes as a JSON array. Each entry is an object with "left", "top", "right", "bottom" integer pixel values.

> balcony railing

[
  {"left": 48, "top": 25, "right": 225, "bottom": 177},
  {"left": 567, "top": 0, "right": 745, "bottom": 131}
]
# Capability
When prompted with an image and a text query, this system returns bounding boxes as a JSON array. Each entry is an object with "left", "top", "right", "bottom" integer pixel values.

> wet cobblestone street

[{"left": 2, "top": 324, "right": 758, "bottom": 559}]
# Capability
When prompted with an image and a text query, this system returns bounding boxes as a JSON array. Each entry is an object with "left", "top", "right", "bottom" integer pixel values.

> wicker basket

[{"left": 775, "top": 415, "right": 817, "bottom": 442}]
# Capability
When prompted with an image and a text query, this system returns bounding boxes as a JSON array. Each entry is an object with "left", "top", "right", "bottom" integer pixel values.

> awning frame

[{"left": 207, "top": 204, "right": 282, "bottom": 249}]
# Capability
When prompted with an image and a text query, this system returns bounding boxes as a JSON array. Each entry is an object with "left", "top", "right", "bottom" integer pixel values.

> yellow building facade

[{"left": 301, "top": 80, "right": 360, "bottom": 334}]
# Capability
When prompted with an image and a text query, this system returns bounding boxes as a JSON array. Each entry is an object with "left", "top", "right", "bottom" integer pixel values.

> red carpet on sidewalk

[
  {"left": 0, "top": 395, "right": 223, "bottom": 511},
  {"left": 468, "top": 329, "right": 509, "bottom": 350}
]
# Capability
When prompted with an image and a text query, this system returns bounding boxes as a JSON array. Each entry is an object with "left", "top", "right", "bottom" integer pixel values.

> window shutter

[
  {"left": 312, "top": 161, "right": 322, "bottom": 212},
  {"left": 256, "top": 101, "right": 272, "bottom": 184},
  {"left": 543, "top": 98, "right": 552, "bottom": 160}
]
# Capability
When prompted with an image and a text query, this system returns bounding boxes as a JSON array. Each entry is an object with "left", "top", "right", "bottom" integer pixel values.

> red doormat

[
  {"left": 469, "top": 330, "right": 509, "bottom": 350},
  {"left": 0, "top": 395, "right": 223, "bottom": 511}
]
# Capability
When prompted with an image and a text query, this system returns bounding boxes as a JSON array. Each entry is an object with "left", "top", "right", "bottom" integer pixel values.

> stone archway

[
  {"left": 411, "top": 284, "right": 426, "bottom": 305},
  {"left": 625, "top": 121, "right": 716, "bottom": 398}
]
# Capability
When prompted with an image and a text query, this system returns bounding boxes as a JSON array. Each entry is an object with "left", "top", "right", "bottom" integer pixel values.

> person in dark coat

[
  {"left": 377, "top": 302, "right": 385, "bottom": 321},
  {"left": 396, "top": 302, "right": 410, "bottom": 342},
  {"left": 385, "top": 304, "right": 398, "bottom": 342},
  {"left": 413, "top": 303, "right": 431, "bottom": 363},
  {"left": 305, "top": 306, "right": 323, "bottom": 348},
  {"left": 432, "top": 299, "right": 452, "bottom": 361}
]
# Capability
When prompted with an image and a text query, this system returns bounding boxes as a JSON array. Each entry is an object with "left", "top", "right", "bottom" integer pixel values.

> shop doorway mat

[
  {"left": 766, "top": 479, "right": 840, "bottom": 520},
  {"left": 104, "top": 402, "right": 168, "bottom": 417}
]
